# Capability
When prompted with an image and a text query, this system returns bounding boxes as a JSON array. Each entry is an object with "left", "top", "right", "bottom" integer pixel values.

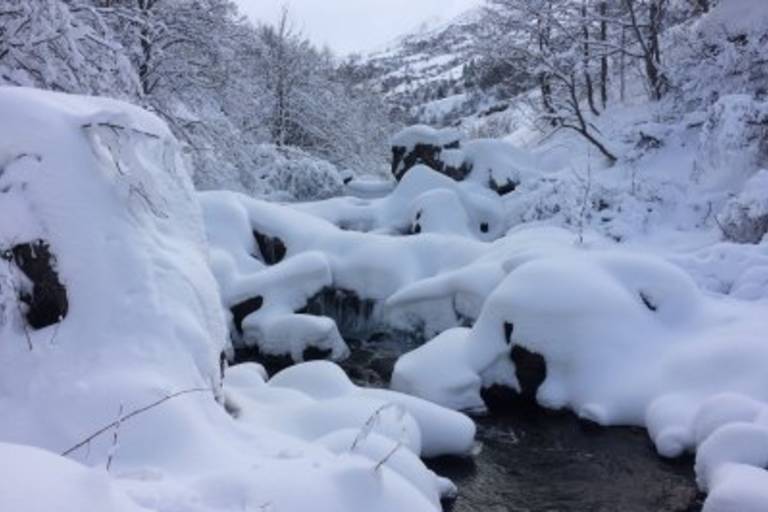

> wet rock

[
  {"left": 2, "top": 240, "right": 68, "bottom": 329},
  {"left": 511, "top": 344, "right": 547, "bottom": 402},
  {"left": 298, "top": 287, "right": 378, "bottom": 339},
  {"left": 489, "top": 176, "right": 519, "bottom": 196},
  {"left": 231, "top": 344, "right": 333, "bottom": 377},
  {"left": 230, "top": 295, "right": 263, "bottom": 335}
]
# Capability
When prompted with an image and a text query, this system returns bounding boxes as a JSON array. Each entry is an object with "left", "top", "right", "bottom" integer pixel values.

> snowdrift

[{"left": 0, "top": 87, "right": 473, "bottom": 512}]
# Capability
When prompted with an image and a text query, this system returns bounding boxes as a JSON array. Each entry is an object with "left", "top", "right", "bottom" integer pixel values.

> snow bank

[
  {"left": 200, "top": 185, "right": 493, "bottom": 339},
  {"left": 228, "top": 361, "right": 475, "bottom": 458},
  {"left": 0, "top": 443, "right": 148, "bottom": 512},
  {"left": 391, "top": 124, "right": 463, "bottom": 153},
  {"left": 298, "top": 164, "right": 506, "bottom": 241},
  {"left": 392, "top": 234, "right": 768, "bottom": 509},
  {"left": 0, "top": 87, "right": 467, "bottom": 512},
  {"left": 394, "top": 246, "right": 768, "bottom": 421}
]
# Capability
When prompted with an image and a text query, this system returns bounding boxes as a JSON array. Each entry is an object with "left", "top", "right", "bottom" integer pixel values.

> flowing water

[
  {"left": 427, "top": 411, "right": 702, "bottom": 512},
  {"left": 340, "top": 336, "right": 703, "bottom": 512}
]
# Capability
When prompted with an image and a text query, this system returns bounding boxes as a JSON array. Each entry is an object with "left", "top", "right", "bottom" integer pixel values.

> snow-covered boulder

[
  {"left": 390, "top": 125, "right": 540, "bottom": 198},
  {"left": 391, "top": 125, "right": 464, "bottom": 180},
  {"left": 0, "top": 87, "right": 226, "bottom": 458},
  {"left": 298, "top": 165, "right": 506, "bottom": 241},
  {"left": 393, "top": 248, "right": 768, "bottom": 424}
]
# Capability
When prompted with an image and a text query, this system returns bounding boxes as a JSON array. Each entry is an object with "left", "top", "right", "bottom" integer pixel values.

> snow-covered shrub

[
  {"left": 718, "top": 169, "right": 768, "bottom": 243},
  {"left": 252, "top": 145, "right": 345, "bottom": 201},
  {"left": 694, "top": 95, "right": 768, "bottom": 190}
]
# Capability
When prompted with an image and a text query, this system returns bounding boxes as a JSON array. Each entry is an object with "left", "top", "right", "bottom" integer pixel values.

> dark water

[
  {"left": 426, "top": 411, "right": 703, "bottom": 512},
  {"left": 339, "top": 336, "right": 702, "bottom": 512}
]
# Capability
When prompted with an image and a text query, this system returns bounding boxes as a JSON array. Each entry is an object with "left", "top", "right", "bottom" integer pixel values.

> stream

[{"left": 340, "top": 336, "right": 704, "bottom": 512}]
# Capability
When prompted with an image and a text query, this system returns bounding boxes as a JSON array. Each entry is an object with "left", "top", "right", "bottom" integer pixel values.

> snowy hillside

[{"left": 361, "top": 8, "right": 489, "bottom": 125}]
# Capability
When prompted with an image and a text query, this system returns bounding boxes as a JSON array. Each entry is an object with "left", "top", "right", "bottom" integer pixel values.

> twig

[
  {"left": 61, "top": 387, "right": 212, "bottom": 457},
  {"left": 106, "top": 403, "right": 124, "bottom": 471},
  {"left": 374, "top": 439, "right": 403, "bottom": 472},
  {"left": 350, "top": 403, "right": 401, "bottom": 452},
  {"left": 82, "top": 122, "right": 161, "bottom": 140}
]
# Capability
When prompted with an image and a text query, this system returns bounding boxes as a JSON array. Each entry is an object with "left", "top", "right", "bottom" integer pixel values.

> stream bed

[
  {"left": 341, "top": 336, "right": 704, "bottom": 512},
  {"left": 427, "top": 410, "right": 702, "bottom": 512}
]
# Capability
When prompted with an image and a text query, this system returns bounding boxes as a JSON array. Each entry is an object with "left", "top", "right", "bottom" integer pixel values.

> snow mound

[
  {"left": 393, "top": 240, "right": 768, "bottom": 510},
  {"left": 0, "top": 87, "right": 467, "bottom": 512},
  {"left": 229, "top": 361, "right": 476, "bottom": 458},
  {"left": 0, "top": 442, "right": 148, "bottom": 512},
  {"left": 394, "top": 249, "right": 768, "bottom": 421},
  {"left": 298, "top": 164, "right": 506, "bottom": 241}
]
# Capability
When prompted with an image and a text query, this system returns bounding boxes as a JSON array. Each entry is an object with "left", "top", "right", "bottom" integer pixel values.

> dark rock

[
  {"left": 298, "top": 287, "right": 378, "bottom": 339},
  {"left": 253, "top": 230, "right": 286, "bottom": 265},
  {"left": 511, "top": 344, "right": 547, "bottom": 402},
  {"left": 2, "top": 240, "right": 68, "bottom": 329},
  {"left": 489, "top": 176, "right": 519, "bottom": 196},
  {"left": 503, "top": 321, "right": 514, "bottom": 345},
  {"left": 232, "top": 345, "right": 293, "bottom": 376},
  {"left": 230, "top": 344, "right": 334, "bottom": 377},
  {"left": 230, "top": 295, "right": 263, "bottom": 335},
  {"left": 392, "top": 143, "right": 447, "bottom": 181},
  {"left": 303, "top": 346, "right": 333, "bottom": 362}
]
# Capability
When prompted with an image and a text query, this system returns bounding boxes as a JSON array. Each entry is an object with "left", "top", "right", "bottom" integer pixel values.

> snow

[
  {"left": 391, "top": 125, "right": 463, "bottom": 151},
  {"left": 0, "top": 442, "right": 148, "bottom": 512},
  {"left": 0, "top": 87, "right": 472, "bottom": 512}
]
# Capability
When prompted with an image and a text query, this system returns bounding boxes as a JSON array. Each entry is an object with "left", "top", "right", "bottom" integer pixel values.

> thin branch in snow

[
  {"left": 61, "top": 387, "right": 212, "bottom": 457},
  {"left": 374, "top": 439, "right": 403, "bottom": 472},
  {"left": 350, "top": 403, "right": 402, "bottom": 452},
  {"left": 106, "top": 403, "right": 124, "bottom": 471},
  {"left": 82, "top": 121, "right": 161, "bottom": 140}
]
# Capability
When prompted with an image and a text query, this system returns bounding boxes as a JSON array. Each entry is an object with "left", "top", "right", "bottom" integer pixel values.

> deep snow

[{"left": 0, "top": 87, "right": 473, "bottom": 512}]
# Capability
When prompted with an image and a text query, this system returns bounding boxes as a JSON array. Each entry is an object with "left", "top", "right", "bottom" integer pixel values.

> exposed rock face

[{"left": 2, "top": 240, "right": 68, "bottom": 329}]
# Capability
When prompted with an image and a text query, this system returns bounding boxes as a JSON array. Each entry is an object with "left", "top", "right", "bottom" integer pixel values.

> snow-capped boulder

[
  {"left": 392, "top": 249, "right": 768, "bottom": 425},
  {"left": 390, "top": 126, "right": 540, "bottom": 198},
  {"left": 391, "top": 125, "right": 464, "bottom": 180},
  {"left": 0, "top": 87, "right": 227, "bottom": 459}
]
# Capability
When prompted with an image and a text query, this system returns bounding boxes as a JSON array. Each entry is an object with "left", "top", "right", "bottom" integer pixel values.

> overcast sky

[{"left": 234, "top": 0, "right": 482, "bottom": 55}]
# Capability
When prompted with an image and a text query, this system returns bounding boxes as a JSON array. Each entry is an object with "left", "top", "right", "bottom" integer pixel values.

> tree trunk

[
  {"left": 582, "top": 0, "right": 599, "bottom": 116},
  {"left": 599, "top": 1, "right": 608, "bottom": 109}
]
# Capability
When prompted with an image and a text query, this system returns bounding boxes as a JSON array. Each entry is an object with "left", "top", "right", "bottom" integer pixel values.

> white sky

[{"left": 234, "top": 0, "right": 482, "bottom": 55}]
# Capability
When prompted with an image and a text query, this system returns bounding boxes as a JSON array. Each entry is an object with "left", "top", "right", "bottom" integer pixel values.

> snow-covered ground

[
  {"left": 0, "top": 87, "right": 474, "bottom": 512},
  {"left": 2, "top": 3, "right": 766, "bottom": 510},
  {"left": 196, "top": 39, "right": 768, "bottom": 508}
]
